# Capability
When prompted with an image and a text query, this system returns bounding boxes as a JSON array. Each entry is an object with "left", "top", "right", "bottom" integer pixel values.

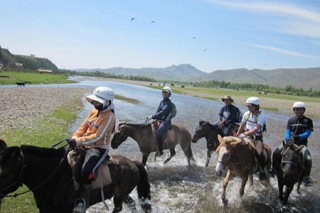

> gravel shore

[{"left": 0, "top": 87, "right": 92, "bottom": 135}]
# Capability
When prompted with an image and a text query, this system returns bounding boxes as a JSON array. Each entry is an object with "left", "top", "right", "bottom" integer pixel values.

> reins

[{"left": 4, "top": 144, "right": 70, "bottom": 198}]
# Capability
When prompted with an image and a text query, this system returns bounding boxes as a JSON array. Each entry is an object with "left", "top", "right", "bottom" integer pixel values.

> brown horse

[
  {"left": 215, "top": 135, "right": 271, "bottom": 205},
  {"left": 111, "top": 122, "right": 195, "bottom": 166},
  {"left": 191, "top": 120, "right": 224, "bottom": 167},
  {"left": 277, "top": 140, "right": 304, "bottom": 205},
  {"left": 0, "top": 139, "right": 151, "bottom": 213}
]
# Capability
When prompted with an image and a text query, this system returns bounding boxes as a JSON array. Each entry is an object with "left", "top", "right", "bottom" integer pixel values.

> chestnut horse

[
  {"left": 215, "top": 135, "right": 271, "bottom": 205},
  {"left": 111, "top": 122, "right": 195, "bottom": 166},
  {"left": 277, "top": 140, "right": 304, "bottom": 205},
  {"left": 0, "top": 139, "right": 151, "bottom": 213}
]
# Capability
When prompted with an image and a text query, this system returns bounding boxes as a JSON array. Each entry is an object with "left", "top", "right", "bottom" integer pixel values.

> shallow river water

[{"left": 64, "top": 77, "right": 320, "bottom": 212}]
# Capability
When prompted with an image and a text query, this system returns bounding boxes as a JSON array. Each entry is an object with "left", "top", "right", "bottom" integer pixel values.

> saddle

[
  {"left": 67, "top": 148, "right": 113, "bottom": 191},
  {"left": 151, "top": 120, "right": 175, "bottom": 144}
]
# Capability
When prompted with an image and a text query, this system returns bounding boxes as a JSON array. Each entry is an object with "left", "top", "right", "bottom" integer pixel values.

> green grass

[
  {"left": 0, "top": 71, "right": 75, "bottom": 85},
  {"left": 1, "top": 98, "right": 83, "bottom": 212}
]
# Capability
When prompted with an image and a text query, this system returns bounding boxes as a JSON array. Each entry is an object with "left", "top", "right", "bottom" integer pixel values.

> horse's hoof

[{"left": 222, "top": 198, "right": 228, "bottom": 205}]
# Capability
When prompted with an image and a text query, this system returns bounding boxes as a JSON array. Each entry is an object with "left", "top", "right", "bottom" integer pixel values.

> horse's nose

[{"left": 191, "top": 137, "right": 197, "bottom": 143}]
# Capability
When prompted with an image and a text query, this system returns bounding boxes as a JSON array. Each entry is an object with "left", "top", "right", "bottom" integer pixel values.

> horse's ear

[
  {"left": 217, "top": 134, "right": 223, "bottom": 144},
  {"left": 0, "top": 138, "right": 7, "bottom": 150}
]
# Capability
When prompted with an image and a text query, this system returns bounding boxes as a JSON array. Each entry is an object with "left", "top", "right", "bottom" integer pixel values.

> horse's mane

[
  {"left": 222, "top": 136, "right": 255, "bottom": 148},
  {"left": 21, "top": 145, "right": 65, "bottom": 158}
]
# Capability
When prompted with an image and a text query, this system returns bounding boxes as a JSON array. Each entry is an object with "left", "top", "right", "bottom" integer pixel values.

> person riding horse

[
  {"left": 270, "top": 101, "right": 313, "bottom": 187},
  {"left": 147, "top": 86, "right": 173, "bottom": 156},
  {"left": 236, "top": 97, "right": 267, "bottom": 181},
  {"left": 68, "top": 86, "right": 116, "bottom": 212},
  {"left": 219, "top": 95, "right": 239, "bottom": 136}
]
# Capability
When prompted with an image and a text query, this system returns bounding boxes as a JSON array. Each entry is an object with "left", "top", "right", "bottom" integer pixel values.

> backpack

[
  {"left": 170, "top": 102, "right": 177, "bottom": 119},
  {"left": 235, "top": 107, "right": 243, "bottom": 123},
  {"left": 245, "top": 110, "right": 267, "bottom": 133}
]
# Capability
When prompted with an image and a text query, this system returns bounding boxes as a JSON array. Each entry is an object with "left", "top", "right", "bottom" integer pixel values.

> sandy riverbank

[{"left": 0, "top": 87, "right": 92, "bottom": 135}]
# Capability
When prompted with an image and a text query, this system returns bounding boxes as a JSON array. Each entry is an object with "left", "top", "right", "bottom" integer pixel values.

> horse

[
  {"left": 191, "top": 120, "right": 224, "bottom": 167},
  {"left": 277, "top": 140, "right": 304, "bottom": 205},
  {"left": 215, "top": 135, "right": 257, "bottom": 205},
  {"left": 0, "top": 139, "right": 151, "bottom": 213},
  {"left": 111, "top": 122, "right": 195, "bottom": 166}
]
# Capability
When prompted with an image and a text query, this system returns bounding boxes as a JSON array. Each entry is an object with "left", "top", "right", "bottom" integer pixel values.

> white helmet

[
  {"left": 246, "top": 97, "right": 260, "bottom": 105},
  {"left": 292, "top": 101, "right": 306, "bottom": 109},
  {"left": 86, "top": 86, "right": 115, "bottom": 107},
  {"left": 162, "top": 86, "right": 172, "bottom": 95}
]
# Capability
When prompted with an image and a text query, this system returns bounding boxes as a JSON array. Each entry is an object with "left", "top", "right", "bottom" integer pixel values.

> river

[{"left": 61, "top": 76, "right": 319, "bottom": 213}]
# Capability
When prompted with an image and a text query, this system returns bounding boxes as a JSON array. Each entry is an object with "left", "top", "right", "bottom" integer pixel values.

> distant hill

[
  {"left": 75, "top": 64, "right": 207, "bottom": 82},
  {"left": 198, "top": 68, "right": 320, "bottom": 90},
  {"left": 75, "top": 65, "right": 320, "bottom": 90},
  {"left": 0, "top": 47, "right": 58, "bottom": 70}
]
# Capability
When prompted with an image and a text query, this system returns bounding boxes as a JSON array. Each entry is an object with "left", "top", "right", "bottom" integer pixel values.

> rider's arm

[
  {"left": 285, "top": 129, "right": 291, "bottom": 140},
  {"left": 299, "top": 129, "right": 312, "bottom": 140},
  {"left": 236, "top": 122, "right": 246, "bottom": 136}
]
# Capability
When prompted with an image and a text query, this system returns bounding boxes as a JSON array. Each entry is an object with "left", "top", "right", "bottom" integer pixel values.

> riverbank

[{"left": 98, "top": 77, "right": 320, "bottom": 119}]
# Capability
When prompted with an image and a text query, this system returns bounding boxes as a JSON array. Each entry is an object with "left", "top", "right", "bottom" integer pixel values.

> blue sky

[{"left": 1, "top": 0, "right": 320, "bottom": 73}]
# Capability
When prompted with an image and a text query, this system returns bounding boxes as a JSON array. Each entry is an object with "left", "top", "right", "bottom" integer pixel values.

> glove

[
  {"left": 147, "top": 115, "right": 153, "bottom": 120},
  {"left": 239, "top": 133, "right": 246, "bottom": 139},
  {"left": 293, "top": 135, "right": 300, "bottom": 140},
  {"left": 67, "top": 138, "right": 77, "bottom": 149}
]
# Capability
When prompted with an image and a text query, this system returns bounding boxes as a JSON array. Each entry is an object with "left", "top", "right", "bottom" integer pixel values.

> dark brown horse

[
  {"left": 277, "top": 140, "right": 304, "bottom": 205},
  {"left": 111, "top": 122, "right": 195, "bottom": 166},
  {"left": 191, "top": 120, "right": 224, "bottom": 167},
  {"left": 215, "top": 135, "right": 256, "bottom": 205},
  {"left": 0, "top": 139, "right": 151, "bottom": 213}
]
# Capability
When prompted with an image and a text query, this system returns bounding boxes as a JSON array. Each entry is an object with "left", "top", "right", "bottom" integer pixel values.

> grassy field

[{"left": 0, "top": 71, "right": 76, "bottom": 84}]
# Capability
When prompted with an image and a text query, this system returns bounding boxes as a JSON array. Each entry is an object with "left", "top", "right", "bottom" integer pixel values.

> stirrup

[{"left": 73, "top": 198, "right": 86, "bottom": 213}]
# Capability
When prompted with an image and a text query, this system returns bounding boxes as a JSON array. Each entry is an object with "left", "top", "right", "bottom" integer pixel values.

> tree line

[{"left": 193, "top": 80, "right": 320, "bottom": 98}]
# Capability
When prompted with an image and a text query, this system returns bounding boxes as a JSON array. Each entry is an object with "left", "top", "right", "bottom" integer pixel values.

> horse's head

[
  {"left": 191, "top": 120, "right": 222, "bottom": 151},
  {"left": 215, "top": 135, "right": 242, "bottom": 176},
  {"left": 281, "top": 140, "right": 304, "bottom": 181},
  {"left": 0, "top": 146, "right": 24, "bottom": 198},
  {"left": 111, "top": 123, "right": 129, "bottom": 149}
]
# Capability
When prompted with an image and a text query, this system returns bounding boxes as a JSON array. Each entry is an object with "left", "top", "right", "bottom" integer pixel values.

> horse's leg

[
  {"left": 163, "top": 148, "right": 175, "bottom": 164},
  {"left": 277, "top": 176, "right": 284, "bottom": 203},
  {"left": 142, "top": 153, "right": 150, "bottom": 166},
  {"left": 112, "top": 195, "right": 124, "bottom": 213},
  {"left": 283, "top": 185, "right": 293, "bottom": 205},
  {"left": 222, "top": 170, "right": 231, "bottom": 205},
  {"left": 124, "top": 195, "right": 137, "bottom": 212},
  {"left": 205, "top": 150, "right": 212, "bottom": 167},
  {"left": 239, "top": 175, "right": 248, "bottom": 197}
]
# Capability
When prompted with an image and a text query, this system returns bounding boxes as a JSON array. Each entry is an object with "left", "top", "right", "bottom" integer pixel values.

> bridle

[
  {"left": 1, "top": 147, "right": 68, "bottom": 198},
  {"left": 217, "top": 142, "right": 240, "bottom": 167},
  {"left": 0, "top": 149, "right": 25, "bottom": 198}
]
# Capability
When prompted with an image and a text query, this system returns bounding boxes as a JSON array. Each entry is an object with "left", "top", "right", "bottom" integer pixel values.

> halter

[
  {"left": 217, "top": 142, "right": 240, "bottom": 167},
  {"left": 1, "top": 147, "right": 68, "bottom": 198}
]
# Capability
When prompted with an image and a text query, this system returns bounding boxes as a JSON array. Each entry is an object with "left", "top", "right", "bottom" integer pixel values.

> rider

[
  {"left": 236, "top": 97, "right": 267, "bottom": 181},
  {"left": 270, "top": 101, "right": 313, "bottom": 186},
  {"left": 147, "top": 86, "right": 173, "bottom": 156},
  {"left": 219, "top": 95, "right": 238, "bottom": 136},
  {"left": 68, "top": 86, "right": 116, "bottom": 212}
]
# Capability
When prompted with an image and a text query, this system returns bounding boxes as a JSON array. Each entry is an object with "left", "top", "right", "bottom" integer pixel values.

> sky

[{"left": 1, "top": 0, "right": 320, "bottom": 73}]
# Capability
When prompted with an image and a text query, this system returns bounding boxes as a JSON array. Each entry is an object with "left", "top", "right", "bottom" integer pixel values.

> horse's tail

[
  {"left": 134, "top": 161, "right": 151, "bottom": 211},
  {"left": 187, "top": 142, "right": 195, "bottom": 162}
]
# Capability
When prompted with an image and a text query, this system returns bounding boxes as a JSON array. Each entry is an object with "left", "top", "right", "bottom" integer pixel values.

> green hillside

[{"left": 0, "top": 47, "right": 58, "bottom": 71}]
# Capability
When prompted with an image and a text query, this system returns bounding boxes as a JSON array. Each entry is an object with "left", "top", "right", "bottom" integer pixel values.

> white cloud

[
  {"left": 207, "top": 1, "right": 320, "bottom": 38},
  {"left": 239, "top": 42, "right": 317, "bottom": 59}
]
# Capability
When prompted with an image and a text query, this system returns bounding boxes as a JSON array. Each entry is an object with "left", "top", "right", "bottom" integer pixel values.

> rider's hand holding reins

[{"left": 67, "top": 138, "right": 77, "bottom": 149}]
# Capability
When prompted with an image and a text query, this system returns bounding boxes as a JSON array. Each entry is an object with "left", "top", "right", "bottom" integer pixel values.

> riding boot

[
  {"left": 73, "top": 184, "right": 91, "bottom": 213},
  {"left": 155, "top": 137, "right": 163, "bottom": 156},
  {"left": 301, "top": 147, "right": 313, "bottom": 186},
  {"left": 269, "top": 147, "right": 282, "bottom": 177},
  {"left": 256, "top": 154, "right": 267, "bottom": 181}
]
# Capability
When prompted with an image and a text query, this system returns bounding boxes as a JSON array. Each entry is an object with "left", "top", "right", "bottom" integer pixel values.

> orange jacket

[{"left": 72, "top": 108, "right": 115, "bottom": 148}]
